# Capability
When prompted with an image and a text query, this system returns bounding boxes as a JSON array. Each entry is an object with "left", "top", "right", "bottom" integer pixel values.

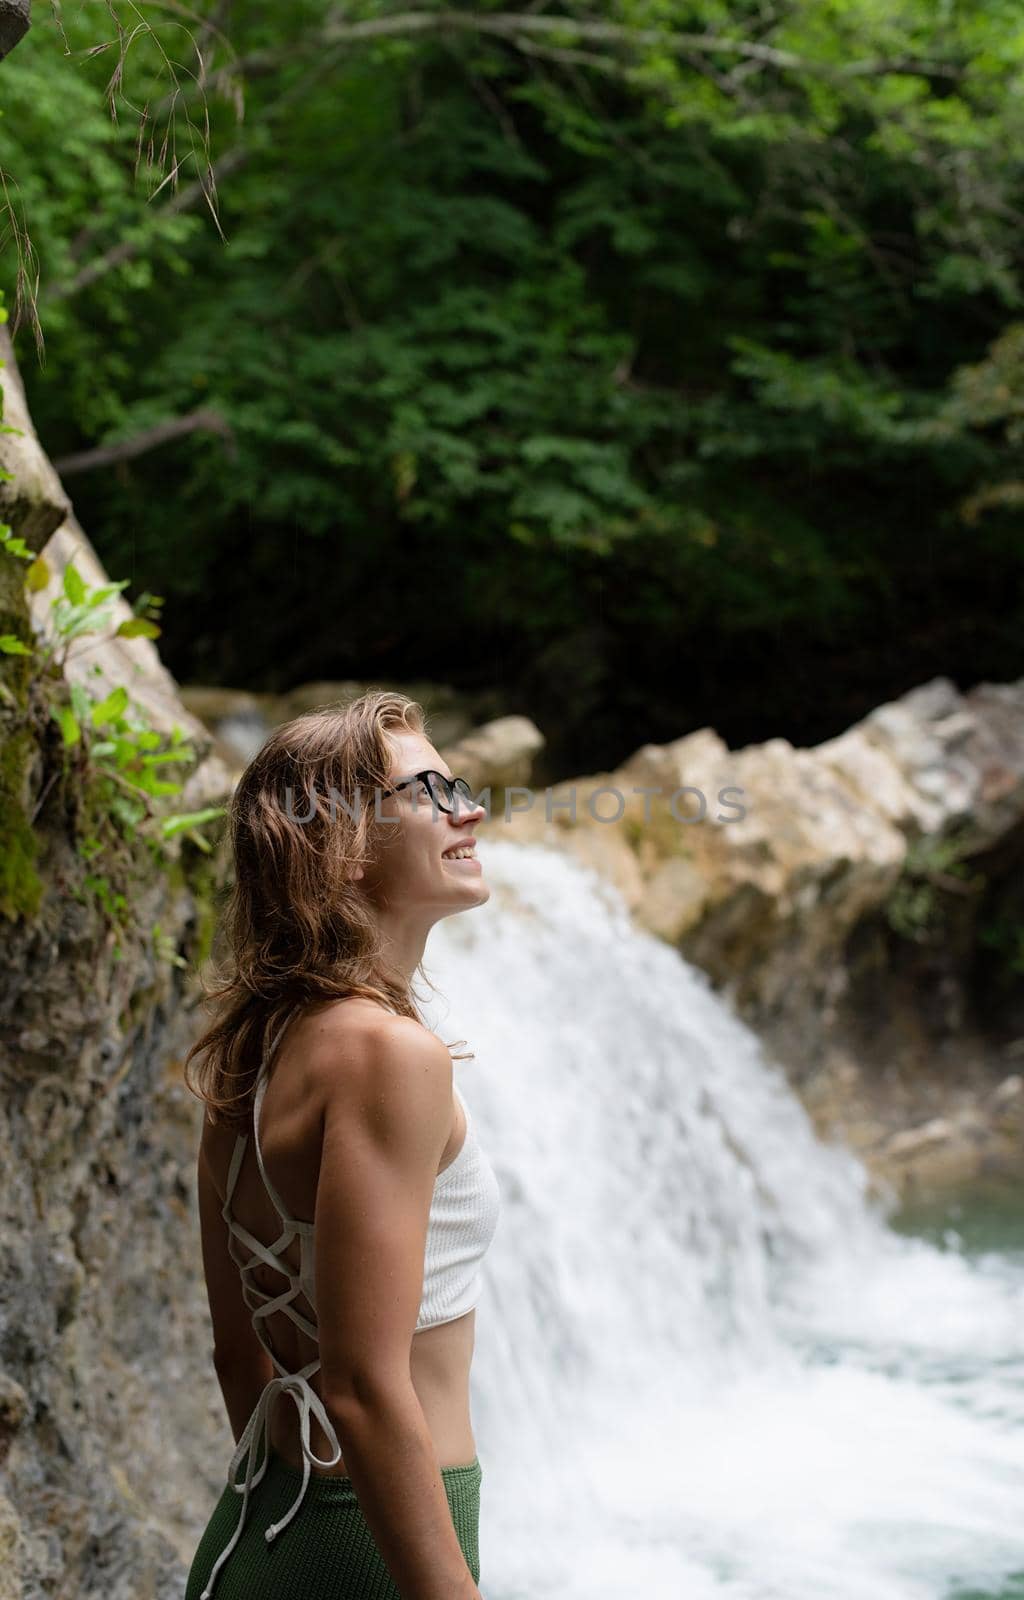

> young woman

[{"left": 183, "top": 689, "right": 501, "bottom": 1600}]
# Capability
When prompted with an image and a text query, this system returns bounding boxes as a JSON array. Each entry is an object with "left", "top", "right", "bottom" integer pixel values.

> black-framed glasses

[{"left": 389, "top": 770, "right": 478, "bottom": 816}]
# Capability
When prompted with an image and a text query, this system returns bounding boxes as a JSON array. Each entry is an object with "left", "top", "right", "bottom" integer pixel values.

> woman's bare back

[{"left": 202, "top": 998, "right": 479, "bottom": 1474}]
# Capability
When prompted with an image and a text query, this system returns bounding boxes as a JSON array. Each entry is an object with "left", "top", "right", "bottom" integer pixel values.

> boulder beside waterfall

[{"left": 494, "top": 675, "right": 1024, "bottom": 1197}]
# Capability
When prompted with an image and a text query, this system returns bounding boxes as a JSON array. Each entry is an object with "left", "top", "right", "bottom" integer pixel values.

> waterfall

[{"left": 419, "top": 840, "right": 1024, "bottom": 1600}]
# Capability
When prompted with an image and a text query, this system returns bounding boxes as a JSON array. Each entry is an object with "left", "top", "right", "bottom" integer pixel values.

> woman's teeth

[{"left": 443, "top": 847, "right": 475, "bottom": 860}]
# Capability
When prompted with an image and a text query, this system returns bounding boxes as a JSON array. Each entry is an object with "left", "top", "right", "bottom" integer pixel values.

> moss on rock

[{"left": 0, "top": 723, "right": 42, "bottom": 920}]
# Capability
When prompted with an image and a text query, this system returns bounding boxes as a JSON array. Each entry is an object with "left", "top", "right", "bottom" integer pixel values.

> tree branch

[
  {"left": 159, "top": 8, "right": 965, "bottom": 107},
  {"left": 314, "top": 11, "right": 963, "bottom": 83},
  {"left": 53, "top": 408, "right": 233, "bottom": 477}
]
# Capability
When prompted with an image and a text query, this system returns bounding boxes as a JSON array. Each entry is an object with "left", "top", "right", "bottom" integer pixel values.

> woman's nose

[
  {"left": 454, "top": 800, "right": 486, "bottom": 825},
  {"left": 453, "top": 795, "right": 487, "bottom": 822}
]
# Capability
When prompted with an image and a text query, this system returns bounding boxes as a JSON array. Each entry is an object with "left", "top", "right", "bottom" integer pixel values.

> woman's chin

[
  {"left": 452, "top": 874, "right": 490, "bottom": 907},
  {"left": 440, "top": 858, "right": 487, "bottom": 893}
]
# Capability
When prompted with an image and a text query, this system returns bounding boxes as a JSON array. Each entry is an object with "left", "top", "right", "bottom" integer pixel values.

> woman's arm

[{"left": 311, "top": 1011, "right": 483, "bottom": 1600}]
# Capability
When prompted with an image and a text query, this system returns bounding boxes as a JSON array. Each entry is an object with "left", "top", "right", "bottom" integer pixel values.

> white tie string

[{"left": 199, "top": 1368, "right": 344, "bottom": 1600}]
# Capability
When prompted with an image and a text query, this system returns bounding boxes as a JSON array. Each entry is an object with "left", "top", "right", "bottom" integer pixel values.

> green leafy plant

[
  {"left": 884, "top": 830, "right": 985, "bottom": 945},
  {"left": 1, "top": 527, "right": 225, "bottom": 941},
  {"left": 3, "top": 537, "right": 223, "bottom": 842},
  {"left": 1, "top": 540, "right": 162, "bottom": 662}
]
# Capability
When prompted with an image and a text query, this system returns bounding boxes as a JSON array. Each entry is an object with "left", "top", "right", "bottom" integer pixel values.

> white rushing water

[{"left": 418, "top": 840, "right": 1024, "bottom": 1600}]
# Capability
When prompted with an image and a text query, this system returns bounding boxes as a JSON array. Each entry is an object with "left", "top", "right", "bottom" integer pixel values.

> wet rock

[
  {"left": 880, "top": 1118, "right": 959, "bottom": 1160},
  {"left": 439, "top": 714, "right": 545, "bottom": 792}
]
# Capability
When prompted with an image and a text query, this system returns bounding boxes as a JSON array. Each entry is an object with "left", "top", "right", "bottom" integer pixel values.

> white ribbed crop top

[{"left": 199, "top": 1008, "right": 501, "bottom": 1599}]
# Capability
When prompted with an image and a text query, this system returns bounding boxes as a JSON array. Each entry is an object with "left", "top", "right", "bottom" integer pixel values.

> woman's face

[{"left": 358, "top": 729, "right": 490, "bottom": 919}]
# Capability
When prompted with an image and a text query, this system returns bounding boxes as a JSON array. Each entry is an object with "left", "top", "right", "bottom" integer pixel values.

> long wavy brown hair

[{"left": 184, "top": 687, "right": 470, "bottom": 1126}]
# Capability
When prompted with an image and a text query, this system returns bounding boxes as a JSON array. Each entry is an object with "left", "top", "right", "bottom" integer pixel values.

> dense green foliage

[{"left": 4, "top": 1, "right": 1023, "bottom": 773}]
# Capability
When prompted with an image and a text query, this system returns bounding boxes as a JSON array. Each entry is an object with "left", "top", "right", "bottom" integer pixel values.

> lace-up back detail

[{"left": 224, "top": 1058, "right": 319, "bottom": 1363}]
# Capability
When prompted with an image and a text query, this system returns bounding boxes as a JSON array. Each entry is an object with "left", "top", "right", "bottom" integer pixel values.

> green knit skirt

[{"left": 185, "top": 1448, "right": 482, "bottom": 1599}]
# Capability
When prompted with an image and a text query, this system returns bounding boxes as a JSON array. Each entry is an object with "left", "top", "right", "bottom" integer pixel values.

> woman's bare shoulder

[{"left": 301, "top": 1000, "right": 449, "bottom": 1098}]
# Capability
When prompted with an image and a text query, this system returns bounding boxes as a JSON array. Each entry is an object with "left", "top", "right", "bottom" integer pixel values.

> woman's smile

[{"left": 442, "top": 840, "right": 482, "bottom": 872}]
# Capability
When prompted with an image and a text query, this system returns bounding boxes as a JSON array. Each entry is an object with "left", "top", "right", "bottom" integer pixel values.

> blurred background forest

[{"left": 3, "top": 0, "right": 1023, "bottom": 778}]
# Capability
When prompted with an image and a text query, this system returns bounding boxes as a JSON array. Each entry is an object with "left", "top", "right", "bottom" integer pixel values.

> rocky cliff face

[{"left": 0, "top": 331, "right": 231, "bottom": 1597}]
